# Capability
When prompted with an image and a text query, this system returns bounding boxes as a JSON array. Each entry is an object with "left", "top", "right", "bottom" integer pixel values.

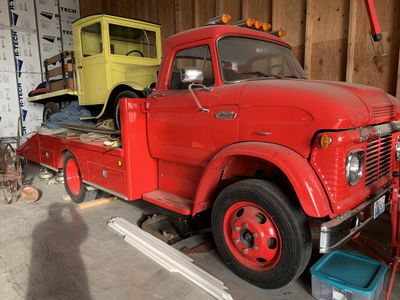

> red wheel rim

[
  {"left": 65, "top": 158, "right": 82, "bottom": 196},
  {"left": 223, "top": 201, "right": 282, "bottom": 271}
]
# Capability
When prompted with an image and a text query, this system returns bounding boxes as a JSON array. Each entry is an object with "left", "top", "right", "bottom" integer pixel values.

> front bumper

[{"left": 319, "top": 183, "right": 391, "bottom": 253}]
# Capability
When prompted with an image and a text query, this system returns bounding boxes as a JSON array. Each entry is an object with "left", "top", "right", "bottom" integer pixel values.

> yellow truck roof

[{"left": 73, "top": 14, "right": 161, "bottom": 29}]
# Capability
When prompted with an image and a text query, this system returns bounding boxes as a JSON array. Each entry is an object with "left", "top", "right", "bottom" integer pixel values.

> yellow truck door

[{"left": 75, "top": 20, "right": 108, "bottom": 105}]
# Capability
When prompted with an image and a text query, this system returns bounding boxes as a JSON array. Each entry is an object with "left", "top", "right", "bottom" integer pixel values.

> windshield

[
  {"left": 109, "top": 24, "right": 157, "bottom": 58},
  {"left": 218, "top": 37, "right": 306, "bottom": 82}
]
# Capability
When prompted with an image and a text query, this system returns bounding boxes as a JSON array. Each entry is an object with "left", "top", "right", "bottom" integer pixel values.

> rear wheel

[
  {"left": 63, "top": 152, "right": 98, "bottom": 203},
  {"left": 43, "top": 102, "right": 59, "bottom": 123},
  {"left": 113, "top": 90, "right": 138, "bottom": 130},
  {"left": 211, "top": 179, "right": 311, "bottom": 289}
]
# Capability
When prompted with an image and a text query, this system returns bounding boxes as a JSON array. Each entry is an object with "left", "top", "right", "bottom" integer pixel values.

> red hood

[
  {"left": 236, "top": 79, "right": 398, "bottom": 157},
  {"left": 239, "top": 79, "right": 398, "bottom": 129}
]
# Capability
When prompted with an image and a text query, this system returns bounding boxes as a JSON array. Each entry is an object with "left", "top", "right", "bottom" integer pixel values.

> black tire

[
  {"left": 43, "top": 102, "right": 59, "bottom": 123},
  {"left": 211, "top": 179, "right": 312, "bottom": 289},
  {"left": 113, "top": 90, "right": 138, "bottom": 130},
  {"left": 63, "top": 152, "right": 98, "bottom": 203}
]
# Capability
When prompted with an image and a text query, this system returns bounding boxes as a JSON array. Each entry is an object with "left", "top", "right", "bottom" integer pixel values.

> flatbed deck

[
  {"left": 28, "top": 89, "right": 78, "bottom": 103},
  {"left": 17, "top": 98, "right": 162, "bottom": 210}
]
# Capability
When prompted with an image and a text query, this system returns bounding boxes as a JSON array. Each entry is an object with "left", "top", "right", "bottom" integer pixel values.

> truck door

[
  {"left": 75, "top": 21, "right": 108, "bottom": 105},
  {"left": 147, "top": 45, "right": 215, "bottom": 166}
]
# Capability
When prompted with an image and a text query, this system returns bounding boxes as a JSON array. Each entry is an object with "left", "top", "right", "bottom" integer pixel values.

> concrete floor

[{"left": 0, "top": 163, "right": 399, "bottom": 300}]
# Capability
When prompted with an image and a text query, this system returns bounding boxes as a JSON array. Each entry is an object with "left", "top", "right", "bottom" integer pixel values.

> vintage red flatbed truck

[{"left": 17, "top": 21, "right": 400, "bottom": 289}]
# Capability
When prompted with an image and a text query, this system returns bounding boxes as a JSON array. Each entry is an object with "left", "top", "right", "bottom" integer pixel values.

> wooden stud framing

[
  {"left": 272, "top": 0, "right": 306, "bottom": 66},
  {"left": 304, "top": 0, "right": 312, "bottom": 78},
  {"left": 216, "top": 0, "right": 241, "bottom": 21},
  {"left": 158, "top": 0, "right": 176, "bottom": 39},
  {"left": 346, "top": 0, "right": 358, "bottom": 82},
  {"left": 242, "top": 0, "right": 272, "bottom": 22},
  {"left": 175, "top": 0, "right": 195, "bottom": 33},
  {"left": 397, "top": 49, "right": 400, "bottom": 98},
  {"left": 77, "top": 0, "right": 400, "bottom": 96},
  {"left": 194, "top": 0, "right": 216, "bottom": 27}
]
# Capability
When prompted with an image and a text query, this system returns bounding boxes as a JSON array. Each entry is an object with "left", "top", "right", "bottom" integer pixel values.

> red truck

[{"left": 17, "top": 21, "right": 400, "bottom": 289}]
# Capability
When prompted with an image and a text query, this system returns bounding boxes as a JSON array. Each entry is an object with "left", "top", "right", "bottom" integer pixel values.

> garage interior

[{"left": 1, "top": 0, "right": 400, "bottom": 299}]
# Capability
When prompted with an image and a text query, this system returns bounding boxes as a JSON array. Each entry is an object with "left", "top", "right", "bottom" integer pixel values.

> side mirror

[{"left": 181, "top": 67, "right": 204, "bottom": 84}]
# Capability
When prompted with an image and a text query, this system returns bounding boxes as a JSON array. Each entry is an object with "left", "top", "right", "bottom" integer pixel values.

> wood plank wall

[{"left": 80, "top": 0, "right": 400, "bottom": 96}]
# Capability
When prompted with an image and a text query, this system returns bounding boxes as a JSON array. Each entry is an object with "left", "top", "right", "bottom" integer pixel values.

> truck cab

[
  {"left": 74, "top": 14, "right": 161, "bottom": 116},
  {"left": 28, "top": 14, "right": 162, "bottom": 123}
]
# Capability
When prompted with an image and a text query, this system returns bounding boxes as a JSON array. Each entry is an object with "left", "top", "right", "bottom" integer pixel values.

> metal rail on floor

[{"left": 108, "top": 217, "right": 233, "bottom": 300}]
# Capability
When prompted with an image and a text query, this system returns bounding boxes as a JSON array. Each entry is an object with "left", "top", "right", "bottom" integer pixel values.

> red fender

[{"left": 192, "top": 142, "right": 332, "bottom": 218}]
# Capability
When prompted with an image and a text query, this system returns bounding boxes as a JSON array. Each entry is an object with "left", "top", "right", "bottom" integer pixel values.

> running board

[
  {"left": 142, "top": 190, "right": 193, "bottom": 215},
  {"left": 108, "top": 217, "right": 232, "bottom": 300}
]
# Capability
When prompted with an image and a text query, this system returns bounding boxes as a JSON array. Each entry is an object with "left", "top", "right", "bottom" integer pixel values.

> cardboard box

[
  {"left": 59, "top": 0, "right": 80, "bottom": 51},
  {"left": 0, "top": 29, "right": 16, "bottom": 73},
  {"left": 0, "top": 72, "right": 20, "bottom": 137},
  {"left": 9, "top": 0, "right": 37, "bottom": 30},
  {"left": 0, "top": 0, "right": 10, "bottom": 26}
]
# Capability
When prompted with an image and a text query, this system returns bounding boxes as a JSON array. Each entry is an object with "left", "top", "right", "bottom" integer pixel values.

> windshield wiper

[{"left": 241, "top": 71, "right": 282, "bottom": 79}]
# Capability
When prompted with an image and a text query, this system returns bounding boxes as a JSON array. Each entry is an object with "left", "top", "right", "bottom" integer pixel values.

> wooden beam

[
  {"left": 77, "top": 197, "right": 117, "bottom": 210},
  {"left": 304, "top": 0, "right": 313, "bottom": 78},
  {"left": 175, "top": 0, "right": 194, "bottom": 33},
  {"left": 272, "top": 0, "right": 307, "bottom": 66},
  {"left": 303, "top": 0, "right": 350, "bottom": 81},
  {"left": 158, "top": 0, "right": 176, "bottom": 39},
  {"left": 216, "top": 0, "right": 241, "bottom": 21},
  {"left": 242, "top": 0, "right": 272, "bottom": 22},
  {"left": 346, "top": 0, "right": 358, "bottom": 82},
  {"left": 194, "top": 0, "right": 216, "bottom": 27},
  {"left": 397, "top": 49, "right": 400, "bottom": 98}
]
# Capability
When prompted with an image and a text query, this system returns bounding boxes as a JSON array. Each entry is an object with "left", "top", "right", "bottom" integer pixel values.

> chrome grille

[
  {"left": 372, "top": 105, "right": 395, "bottom": 119},
  {"left": 365, "top": 135, "right": 392, "bottom": 186}
]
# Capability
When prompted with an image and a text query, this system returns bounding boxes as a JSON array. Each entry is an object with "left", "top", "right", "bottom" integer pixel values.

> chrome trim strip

[
  {"left": 82, "top": 180, "right": 128, "bottom": 200},
  {"left": 360, "top": 121, "right": 400, "bottom": 141}
]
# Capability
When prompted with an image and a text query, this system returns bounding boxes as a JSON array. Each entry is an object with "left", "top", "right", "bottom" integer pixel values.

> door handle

[{"left": 77, "top": 65, "right": 82, "bottom": 69}]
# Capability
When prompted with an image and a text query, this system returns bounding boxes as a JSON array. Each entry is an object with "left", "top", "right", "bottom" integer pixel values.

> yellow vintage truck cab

[{"left": 28, "top": 14, "right": 162, "bottom": 124}]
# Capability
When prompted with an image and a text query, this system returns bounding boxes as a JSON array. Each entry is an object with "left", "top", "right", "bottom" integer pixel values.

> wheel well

[
  {"left": 214, "top": 155, "right": 298, "bottom": 206},
  {"left": 58, "top": 149, "right": 71, "bottom": 169},
  {"left": 105, "top": 84, "right": 143, "bottom": 116}
]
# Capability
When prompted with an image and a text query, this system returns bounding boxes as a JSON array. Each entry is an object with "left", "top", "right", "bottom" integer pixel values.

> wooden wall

[{"left": 80, "top": 0, "right": 400, "bottom": 96}]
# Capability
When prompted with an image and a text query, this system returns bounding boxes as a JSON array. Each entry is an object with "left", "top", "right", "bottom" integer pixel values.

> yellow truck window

[
  {"left": 109, "top": 24, "right": 157, "bottom": 58},
  {"left": 81, "top": 22, "right": 102, "bottom": 56}
]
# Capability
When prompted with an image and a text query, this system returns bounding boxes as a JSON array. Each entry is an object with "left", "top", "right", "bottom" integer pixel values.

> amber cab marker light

[
  {"left": 255, "top": 20, "right": 263, "bottom": 29},
  {"left": 262, "top": 23, "right": 272, "bottom": 32},
  {"left": 204, "top": 14, "right": 232, "bottom": 25},
  {"left": 320, "top": 134, "right": 332, "bottom": 149},
  {"left": 270, "top": 30, "right": 287, "bottom": 37},
  {"left": 222, "top": 14, "right": 232, "bottom": 24},
  {"left": 246, "top": 18, "right": 255, "bottom": 27}
]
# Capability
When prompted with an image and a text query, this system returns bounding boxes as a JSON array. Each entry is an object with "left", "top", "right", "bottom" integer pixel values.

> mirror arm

[{"left": 188, "top": 83, "right": 211, "bottom": 113}]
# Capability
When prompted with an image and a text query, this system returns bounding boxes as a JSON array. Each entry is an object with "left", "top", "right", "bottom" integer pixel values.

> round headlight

[{"left": 346, "top": 151, "right": 364, "bottom": 186}]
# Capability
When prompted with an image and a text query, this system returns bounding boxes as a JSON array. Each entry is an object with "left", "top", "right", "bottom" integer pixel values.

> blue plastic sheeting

[{"left": 46, "top": 102, "right": 94, "bottom": 129}]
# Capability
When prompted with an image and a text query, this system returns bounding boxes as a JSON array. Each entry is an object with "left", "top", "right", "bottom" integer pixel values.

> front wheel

[
  {"left": 211, "top": 179, "right": 311, "bottom": 289},
  {"left": 63, "top": 152, "right": 98, "bottom": 203}
]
